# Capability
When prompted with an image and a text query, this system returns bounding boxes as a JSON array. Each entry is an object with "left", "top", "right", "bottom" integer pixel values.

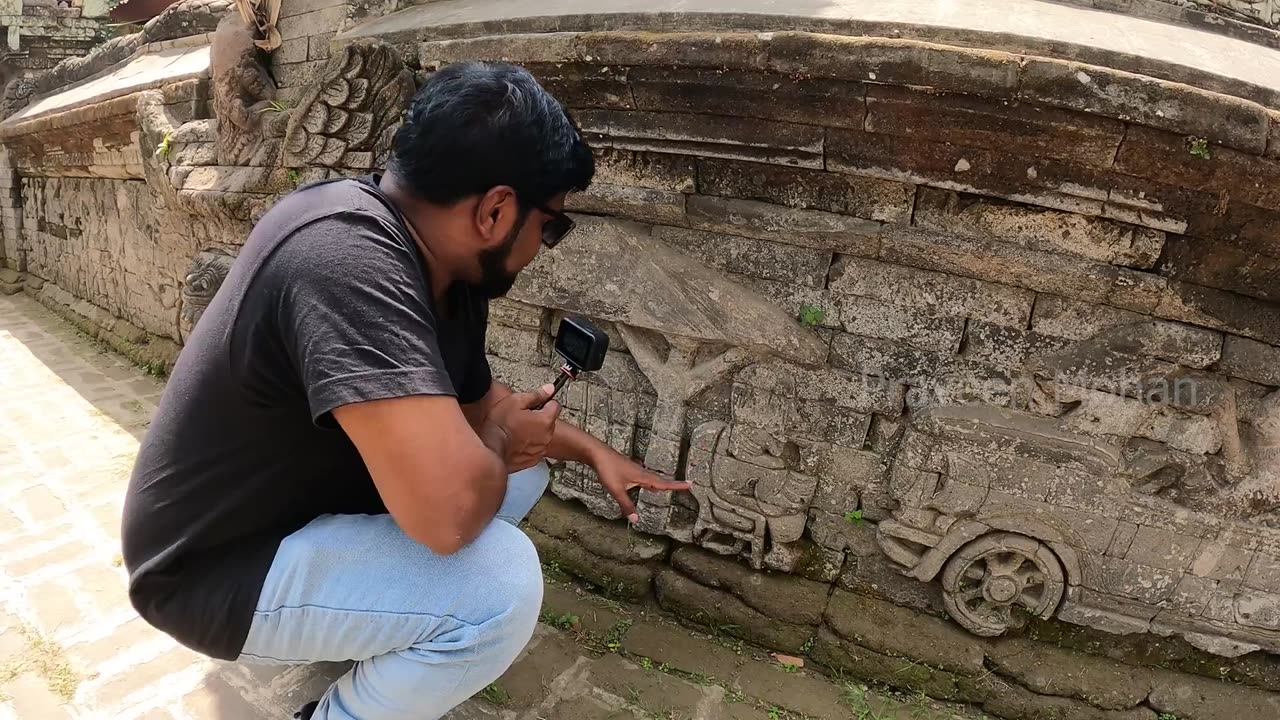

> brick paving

[{"left": 0, "top": 291, "right": 985, "bottom": 720}]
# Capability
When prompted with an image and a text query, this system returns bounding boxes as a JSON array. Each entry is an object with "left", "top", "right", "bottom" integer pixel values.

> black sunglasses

[{"left": 537, "top": 205, "right": 576, "bottom": 248}]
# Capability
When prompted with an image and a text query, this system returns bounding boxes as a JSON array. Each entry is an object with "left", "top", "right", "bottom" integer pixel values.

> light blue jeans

[{"left": 238, "top": 463, "right": 550, "bottom": 720}]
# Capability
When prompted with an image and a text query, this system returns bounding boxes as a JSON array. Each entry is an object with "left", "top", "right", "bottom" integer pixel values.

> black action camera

[{"left": 536, "top": 317, "right": 609, "bottom": 408}]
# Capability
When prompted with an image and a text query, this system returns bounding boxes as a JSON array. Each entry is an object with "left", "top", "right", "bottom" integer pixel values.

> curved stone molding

[{"left": 282, "top": 40, "right": 413, "bottom": 168}]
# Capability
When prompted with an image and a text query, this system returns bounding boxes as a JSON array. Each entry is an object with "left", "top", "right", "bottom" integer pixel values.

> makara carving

[
  {"left": 179, "top": 251, "right": 235, "bottom": 339},
  {"left": 283, "top": 41, "right": 415, "bottom": 168}
]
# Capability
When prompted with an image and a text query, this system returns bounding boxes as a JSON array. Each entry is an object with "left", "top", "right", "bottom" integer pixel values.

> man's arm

[{"left": 464, "top": 382, "right": 688, "bottom": 521}]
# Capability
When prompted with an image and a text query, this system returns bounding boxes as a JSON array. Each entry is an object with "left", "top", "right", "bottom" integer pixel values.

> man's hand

[
  {"left": 480, "top": 383, "right": 562, "bottom": 472},
  {"left": 592, "top": 450, "right": 690, "bottom": 524}
]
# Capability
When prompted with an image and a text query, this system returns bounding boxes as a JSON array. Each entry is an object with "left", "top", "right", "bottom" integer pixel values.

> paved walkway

[{"left": 0, "top": 291, "right": 985, "bottom": 720}]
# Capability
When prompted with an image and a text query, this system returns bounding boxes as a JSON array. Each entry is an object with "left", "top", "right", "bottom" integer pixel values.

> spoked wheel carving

[{"left": 940, "top": 532, "right": 1065, "bottom": 637}]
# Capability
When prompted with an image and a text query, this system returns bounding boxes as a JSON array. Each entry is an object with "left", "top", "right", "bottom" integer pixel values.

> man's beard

[{"left": 476, "top": 224, "right": 520, "bottom": 299}]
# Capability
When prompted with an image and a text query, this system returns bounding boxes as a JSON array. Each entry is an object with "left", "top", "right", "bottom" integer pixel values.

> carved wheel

[{"left": 940, "top": 532, "right": 1065, "bottom": 637}]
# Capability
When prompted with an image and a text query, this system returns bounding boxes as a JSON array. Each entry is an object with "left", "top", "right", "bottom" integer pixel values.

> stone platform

[{"left": 0, "top": 292, "right": 984, "bottom": 720}]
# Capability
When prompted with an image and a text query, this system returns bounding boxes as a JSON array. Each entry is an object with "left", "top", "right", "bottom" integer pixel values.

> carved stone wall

[{"left": 3, "top": 1, "right": 1280, "bottom": 717}]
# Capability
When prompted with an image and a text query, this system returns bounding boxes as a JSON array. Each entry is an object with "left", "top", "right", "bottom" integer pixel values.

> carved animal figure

[
  {"left": 211, "top": 11, "right": 276, "bottom": 165},
  {"left": 283, "top": 41, "right": 415, "bottom": 168},
  {"left": 179, "top": 251, "right": 235, "bottom": 339}
]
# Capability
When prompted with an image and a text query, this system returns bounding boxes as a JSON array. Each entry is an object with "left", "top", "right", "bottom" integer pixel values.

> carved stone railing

[{"left": 3, "top": 0, "right": 1280, "bottom": 717}]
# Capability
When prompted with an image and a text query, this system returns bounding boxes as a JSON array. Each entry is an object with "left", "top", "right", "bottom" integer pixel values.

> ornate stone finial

[
  {"left": 211, "top": 11, "right": 277, "bottom": 166},
  {"left": 283, "top": 41, "right": 415, "bottom": 168},
  {"left": 179, "top": 251, "right": 235, "bottom": 339}
]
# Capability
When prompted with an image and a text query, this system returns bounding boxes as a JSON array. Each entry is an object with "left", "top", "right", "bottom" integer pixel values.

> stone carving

[
  {"left": 685, "top": 421, "right": 815, "bottom": 569},
  {"left": 179, "top": 251, "right": 235, "bottom": 339},
  {"left": 1177, "top": 0, "right": 1280, "bottom": 28},
  {"left": 211, "top": 11, "right": 277, "bottom": 166},
  {"left": 877, "top": 403, "right": 1280, "bottom": 657},
  {"left": 283, "top": 41, "right": 415, "bottom": 168},
  {"left": 508, "top": 216, "right": 827, "bottom": 560}
]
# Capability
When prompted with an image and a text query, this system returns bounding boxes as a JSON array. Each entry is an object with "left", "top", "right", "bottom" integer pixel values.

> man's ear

[{"left": 474, "top": 186, "right": 519, "bottom": 247}]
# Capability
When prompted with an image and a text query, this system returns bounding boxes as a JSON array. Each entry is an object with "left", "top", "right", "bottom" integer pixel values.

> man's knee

[{"left": 466, "top": 521, "right": 543, "bottom": 644}]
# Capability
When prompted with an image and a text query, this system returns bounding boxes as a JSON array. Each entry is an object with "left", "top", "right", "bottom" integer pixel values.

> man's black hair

[{"left": 389, "top": 62, "right": 595, "bottom": 209}]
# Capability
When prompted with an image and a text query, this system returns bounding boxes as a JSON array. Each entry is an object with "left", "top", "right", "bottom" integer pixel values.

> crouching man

[{"left": 122, "top": 62, "right": 685, "bottom": 720}]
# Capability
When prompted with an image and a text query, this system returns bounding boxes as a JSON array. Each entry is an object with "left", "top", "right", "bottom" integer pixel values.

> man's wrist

[{"left": 479, "top": 422, "right": 510, "bottom": 463}]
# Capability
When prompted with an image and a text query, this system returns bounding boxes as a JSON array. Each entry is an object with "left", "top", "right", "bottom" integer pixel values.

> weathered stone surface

[
  {"left": 1158, "top": 232, "right": 1280, "bottom": 303},
  {"left": 1053, "top": 384, "right": 1223, "bottom": 454},
  {"left": 767, "top": 32, "right": 1021, "bottom": 98},
  {"left": 1117, "top": 124, "right": 1280, "bottom": 213},
  {"left": 866, "top": 84, "right": 1124, "bottom": 167},
  {"left": 510, "top": 216, "right": 828, "bottom": 366},
  {"left": 1148, "top": 668, "right": 1280, "bottom": 720},
  {"left": 834, "top": 295, "right": 966, "bottom": 353},
  {"left": 1218, "top": 335, "right": 1280, "bottom": 386},
  {"left": 489, "top": 298, "right": 545, "bottom": 329},
  {"left": 697, "top": 157, "right": 914, "bottom": 223},
  {"left": 963, "top": 320, "right": 1071, "bottom": 369},
  {"left": 914, "top": 187, "right": 1165, "bottom": 268},
  {"left": 630, "top": 67, "right": 866, "bottom": 129},
  {"left": 528, "top": 494, "right": 670, "bottom": 564},
  {"left": 810, "top": 627, "right": 967, "bottom": 700},
  {"left": 881, "top": 227, "right": 1117, "bottom": 304},
  {"left": 669, "top": 546, "right": 829, "bottom": 626},
  {"left": 986, "top": 637, "right": 1153, "bottom": 710},
  {"left": 736, "top": 361, "right": 905, "bottom": 416},
  {"left": 526, "top": 527, "right": 656, "bottom": 599},
  {"left": 828, "top": 127, "right": 1111, "bottom": 216},
  {"left": 653, "top": 568, "right": 812, "bottom": 652},
  {"left": 652, "top": 226, "right": 832, "bottom": 288},
  {"left": 785, "top": 399, "right": 871, "bottom": 447},
  {"left": 565, "top": 183, "right": 686, "bottom": 226},
  {"left": 591, "top": 147, "right": 695, "bottom": 193},
  {"left": 977, "top": 678, "right": 1158, "bottom": 720},
  {"left": 830, "top": 255, "right": 1033, "bottom": 328},
  {"left": 1031, "top": 295, "right": 1223, "bottom": 368},
  {"left": 685, "top": 194, "right": 880, "bottom": 254},
  {"left": 1146, "top": 279, "right": 1280, "bottom": 347},
  {"left": 838, "top": 530, "right": 946, "bottom": 614},
  {"left": 824, "top": 589, "right": 985, "bottom": 676},
  {"left": 584, "top": 110, "right": 824, "bottom": 168},
  {"left": 1019, "top": 57, "right": 1269, "bottom": 154},
  {"left": 522, "top": 62, "right": 632, "bottom": 109}
]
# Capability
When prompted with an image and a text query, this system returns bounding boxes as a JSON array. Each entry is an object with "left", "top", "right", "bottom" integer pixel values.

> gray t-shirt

[{"left": 121, "top": 176, "right": 492, "bottom": 660}]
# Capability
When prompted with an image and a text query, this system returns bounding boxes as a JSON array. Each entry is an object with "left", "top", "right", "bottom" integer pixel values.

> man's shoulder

[{"left": 263, "top": 176, "right": 402, "bottom": 234}]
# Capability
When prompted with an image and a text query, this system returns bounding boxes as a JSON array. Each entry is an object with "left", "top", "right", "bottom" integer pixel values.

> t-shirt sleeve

[{"left": 270, "top": 212, "right": 456, "bottom": 423}]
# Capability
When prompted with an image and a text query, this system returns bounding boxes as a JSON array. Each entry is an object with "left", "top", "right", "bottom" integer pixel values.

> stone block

[
  {"left": 834, "top": 295, "right": 966, "bottom": 353},
  {"left": 1245, "top": 553, "right": 1280, "bottom": 592},
  {"left": 1158, "top": 232, "right": 1280, "bottom": 304},
  {"left": 574, "top": 31, "right": 770, "bottom": 70},
  {"left": 978, "top": 678, "right": 1159, "bottom": 720},
  {"left": 881, "top": 227, "right": 1117, "bottom": 304},
  {"left": 278, "top": 0, "right": 346, "bottom": 18},
  {"left": 526, "top": 527, "right": 655, "bottom": 599},
  {"left": 1031, "top": 295, "right": 1223, "bottom": 369},
  {"left": 963, "top": 320, "right": 1071, "bottom": 369},
  {"left": 985, "top": 636, "right": 1153, "bottom": 710},
  {"left": 308, "top": 32, "right": 334, "bottom": 60},
  {"left": 591, "top": 110, "right": 824, "bottom": 169},
  {"left": 1122, "top": 525, "right": 1201, "bottom": 572},
  {"left": 1188, "top": 541, "right": 1252, "bottom": 586},
  {"left": 528, "top": 494, "right": 668, "bottom": 563},
  {"left": 1148, "top": 668, "right": 1280, "bottom": 720},
  {"left": 277, "top": 6, "right": 349, "bottom": 43},
  {"left": 1116, "top": 124, "right": 1280, "bottom": 213},
  {"left": 829, "top": 333, "right": 951, "bottom": 385},
  {"left": 824, "top": 588, "right": 984, "bottom": 676},
  {"left": 737, "top": 361, "right": 905, "bottom": 416},
  {"left": 1086, "top": 553, "right": 1180, "bottom": 605},
  {"left": 1054, "top": 384, "right": 1222, "bottom": 454},
  {"left": 652, "top": 226, "right": 831, "bottom": 288},
  {"left": 630, "top": 67, "right": 866, "bottom": 129},
  {"left": 828, "top": 127, "right": 1111, "bottom": 215},
  {"left": 591, "top": 148, "right": 695, "bottom": 193},
  {"left": 838, "top": 540, "right": 945, "bottom": 614},
  {"left": 767, "top": 32, "right": 1020, "bottom": 97},
  {"left": 830, "top": 256, "right": 1033, "bottom": 328},
  {"left": 810, "top": 627, "right": 966, "bottom": 700},
  {"left": 523, "top": 62, "right": 632, "bottom": 110},
  {"left": 669, "top": 546, "right": 829, "bottom": 626},
  {"left": 697, "top": 157, "right": 914, "bottom": 223},
  {"left": 785, "top": 398, "right": 871, "bottom": 447},
  {"left": 654, "top": 568, "right": 811, "bottom": 652},
  {"left": 620, "top": 620, "right": 746, "bottom": 682},
  {"left": 489, "top": 298, "right": 545, "bottom": 329},
  {"left": 914, "top": 187, "right": 1165, "bottom": 268},
  {"left": 565, "top": 183, "right": 686, "bottom": 226},
  {"left": 1019, "top": 58, "right": 1269, "bottom": 154},
  {"left": 685, "top": 194, "right": 880, "bottom": 255},
  {"left": 1148, "top": 279, "right": 1280, "bottom": 347},
  {"left": 276, "top": 36, "right": 309, "bottom": 65},
  {"left": 484, "top": 324, "right": 546, "bottom": 366},
  {"left": 866, "top": 84, "right": 1124, "bottom": 167},
  {"left": 1218, "top": 335, "right": 1280, "bottom": 386}
]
